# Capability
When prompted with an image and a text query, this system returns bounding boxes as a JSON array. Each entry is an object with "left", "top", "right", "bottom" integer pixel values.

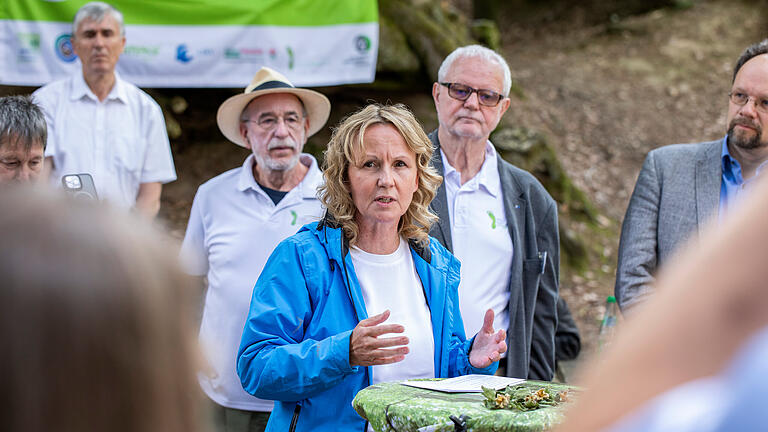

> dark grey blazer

[
  {"left": 428, "top": 131, "right": 560, "bottom": 381},
  {"left": 615, "top": 140, "right": 722, "bottom": 310}
]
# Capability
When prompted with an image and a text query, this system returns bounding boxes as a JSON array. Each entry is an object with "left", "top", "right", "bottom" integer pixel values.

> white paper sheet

[{"left": 402, "top": 374, "right": 525, "bottom": 393}]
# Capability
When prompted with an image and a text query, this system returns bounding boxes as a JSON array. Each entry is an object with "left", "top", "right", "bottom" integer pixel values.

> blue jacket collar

[{"left": 310, "top": 212, "right": 432, "bottom": 264}]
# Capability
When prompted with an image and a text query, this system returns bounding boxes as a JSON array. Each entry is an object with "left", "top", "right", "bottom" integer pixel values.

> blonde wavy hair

[{"left": 319, "top": 103, "right": 442, "bottom": 247}]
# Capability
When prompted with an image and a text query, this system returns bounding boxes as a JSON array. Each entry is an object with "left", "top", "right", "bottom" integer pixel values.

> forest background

[{"left": 3, "top": 0, "right": 767, "bottom": 380}]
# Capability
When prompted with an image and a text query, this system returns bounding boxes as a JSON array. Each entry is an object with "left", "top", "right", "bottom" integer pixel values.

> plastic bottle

[{"left": 597, "top": 295, "right": 619, "bottom": 353}]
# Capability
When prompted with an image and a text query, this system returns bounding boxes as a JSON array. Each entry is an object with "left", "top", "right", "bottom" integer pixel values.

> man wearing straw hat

[{"left": 180, "top": 66, "right": 330, "bottom": 432}]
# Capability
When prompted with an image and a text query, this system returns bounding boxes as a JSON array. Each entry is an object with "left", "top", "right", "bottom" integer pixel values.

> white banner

[
  {"left": 0, "top": 0, "right": 379, "bottom": 88},
  {"left": 1, "top": 20, "right": 378, "bottom": 87}
]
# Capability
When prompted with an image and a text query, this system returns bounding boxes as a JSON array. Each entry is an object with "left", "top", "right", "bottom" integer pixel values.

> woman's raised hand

[
  {"left": 349, "top": 310, "right": 410, "bottom": 367},
  {"left": 469, "top": 309, "right": 508, "bottom": 369}
]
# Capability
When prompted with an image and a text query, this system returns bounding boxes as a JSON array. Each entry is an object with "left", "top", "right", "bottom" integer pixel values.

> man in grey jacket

[
  {"left": 616, "top": 39, "right": 768, "bottom": 311},
  {"left": 428, "top": 45, "right": 560, "bottom": 381}
]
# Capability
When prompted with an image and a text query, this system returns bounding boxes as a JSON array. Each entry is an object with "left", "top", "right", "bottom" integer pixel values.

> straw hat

[{"left": 216, "top": 67, "right": 331, "bottom": 147}]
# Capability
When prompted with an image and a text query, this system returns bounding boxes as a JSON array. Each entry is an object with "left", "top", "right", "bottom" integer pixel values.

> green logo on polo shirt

[
  {"left": 487, "top": 211, "right": 497, "bottom": 229},
  {"left": 290, "top": 210, "right": 298, "bottom": 225}
]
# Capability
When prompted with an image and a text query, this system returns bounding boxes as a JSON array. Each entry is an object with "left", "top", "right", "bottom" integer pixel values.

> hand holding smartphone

[{"left": 62, "top": 173, "right": 98, "bottom": 200}]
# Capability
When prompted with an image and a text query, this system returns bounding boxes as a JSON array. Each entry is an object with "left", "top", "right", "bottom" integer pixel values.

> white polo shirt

[
  {"left": 33, "top": 72, "right": 176, "bottom": 208},
  {"left": 441, "top": 142, "right": 513, "bottom": 340},
  {"left": 180, "top": 154, "right": 324, "bottom": 411}
]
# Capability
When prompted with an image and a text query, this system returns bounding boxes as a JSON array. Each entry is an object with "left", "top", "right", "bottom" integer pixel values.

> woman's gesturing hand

[
  {"left": 469, "top": 309, "right": 508, "bottom": 369},
  {"left": 349, "top": 310, "right": 410, "bottom": 367}
]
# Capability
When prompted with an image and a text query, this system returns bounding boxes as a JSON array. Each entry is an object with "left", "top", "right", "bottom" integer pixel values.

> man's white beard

[{"left": 254, "top": 137, "right": 301, "bottom": 171}]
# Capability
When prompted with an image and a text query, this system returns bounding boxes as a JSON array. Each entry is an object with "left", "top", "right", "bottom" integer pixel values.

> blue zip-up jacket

[{"left": 237, "top": 219, "right": 497, "bottom": 431}]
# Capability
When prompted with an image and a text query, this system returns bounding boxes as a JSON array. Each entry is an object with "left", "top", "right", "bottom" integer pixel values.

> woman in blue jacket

[{"left": 237, "top": 104, "right": 507, "bottom": 431}]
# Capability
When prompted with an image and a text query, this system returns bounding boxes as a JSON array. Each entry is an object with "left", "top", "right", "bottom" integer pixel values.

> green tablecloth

[{"left": 353, "top": 379, "right": 575, "bottom": 432}]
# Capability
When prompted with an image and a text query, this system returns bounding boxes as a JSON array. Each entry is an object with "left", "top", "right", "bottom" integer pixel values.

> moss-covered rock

[
  {"left": 379, "top": 0, "right": 474, "bottom": 80},
  {"left": 492, "top": 127, "right": 598, "bottom": 224},
  {"left": 492, "top": 126, "right": 600, "bottom": 271},
  {"left": 471, "top": 19, "right": 502, "bottom": 51},
  {"left": 377, "top": 13, "right": 421, "bottom": 75}
]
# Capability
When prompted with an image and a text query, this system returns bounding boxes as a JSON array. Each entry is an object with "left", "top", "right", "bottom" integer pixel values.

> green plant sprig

[{"left": 481, "top": 385, "right": 572, "bottom": 411}]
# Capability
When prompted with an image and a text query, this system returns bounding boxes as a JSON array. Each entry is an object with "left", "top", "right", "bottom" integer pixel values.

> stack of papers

[{"left": 402, "top": 374, "right": 525, "bottom": 393}]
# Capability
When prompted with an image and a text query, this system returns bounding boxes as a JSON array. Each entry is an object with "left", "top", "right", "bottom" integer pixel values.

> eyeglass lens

[
  {"left": 445, "top": 83, "right": 503, "bottom": 106},
  {"left": 251, "top": 114, "right": 303, "bottom": 131},
  {"left": 730, "top": 92, "right": 768, "bottom": 114}
]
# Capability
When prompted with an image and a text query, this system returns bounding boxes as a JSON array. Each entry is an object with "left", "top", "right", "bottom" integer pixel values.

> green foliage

[{"left": 482, "top": 385, "right": 573, "bottom": 411}]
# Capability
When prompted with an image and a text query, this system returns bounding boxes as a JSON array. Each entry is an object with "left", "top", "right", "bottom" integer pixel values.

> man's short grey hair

[
  {"left": 0, "top": 95, "right": 47, "bottom": 151},
  {"left": 73, "top": 2, "right": 125, "bottom": 37},
  {"left": 437, "top": 45, "right": 512, "bottom": 97}
]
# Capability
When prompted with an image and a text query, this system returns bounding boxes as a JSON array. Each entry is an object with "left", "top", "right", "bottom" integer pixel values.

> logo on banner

[
  {"left": 224, "top": 47, "right": 280, "bottom": 65},
  {"left": 16, "top": 33, "right": 41, "bottom": 63},
  {"left": 355, "top": 35, "right": 371, "bottom": 53},
  {"left": 343, "top": 34, "right": 374, "bottom": 67},
  {"left": 55, "top": 34, "right": 77, "bottom": 63},
  {"left": 176, "top": 44, "right": 214, "bottom": 63},
  {"left": 176, "top": 44, "right": 193, "bottom": 63},
  {"left": 124, "top": 45, "right": 160, "bottom": 60},
  {"left": 286, "top": 46, "right": 294, "bottom": 70}
]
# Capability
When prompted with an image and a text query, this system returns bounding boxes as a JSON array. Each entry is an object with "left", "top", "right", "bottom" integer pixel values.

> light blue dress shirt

[{"left": 719, "top": 135, "right": 768, "bottom": 221}]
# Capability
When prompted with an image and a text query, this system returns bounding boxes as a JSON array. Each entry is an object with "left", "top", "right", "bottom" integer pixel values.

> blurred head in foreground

[{"left": 0, "top": 186, "right": 202, "bottom": 432}]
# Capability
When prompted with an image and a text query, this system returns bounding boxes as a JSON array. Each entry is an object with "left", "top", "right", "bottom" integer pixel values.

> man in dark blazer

[
  {"left": 616, "top": 39, "right": 768, "bottom": 311},
  {"left": 428, "top": 45, "right": 560, "bottom": 381}
]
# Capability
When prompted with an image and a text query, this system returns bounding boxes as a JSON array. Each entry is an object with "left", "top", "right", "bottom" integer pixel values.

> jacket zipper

[
  {"left": 340, "top": 231, "right": 378, "bottom": 431},
  {"left": 289, "top": 402, "right": 302, "bottom": 432}
]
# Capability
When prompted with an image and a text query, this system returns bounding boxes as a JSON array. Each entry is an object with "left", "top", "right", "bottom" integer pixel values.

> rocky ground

[{"left": 3, "top": 0, "right": 765, "bottom": 382}]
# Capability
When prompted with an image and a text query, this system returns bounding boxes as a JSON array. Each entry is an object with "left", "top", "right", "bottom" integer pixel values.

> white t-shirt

[
  {"left": 33, "top": 72, "right": 177, "bottom": 208},
  {"left": 350, "top": 237, "right": 435, "bottom": 385},
  {"left": 180, "top": 154, "right": 324, "bottom": 411},
  {"left": 441, "top": 142, "right": 513, "bottom": 341}
]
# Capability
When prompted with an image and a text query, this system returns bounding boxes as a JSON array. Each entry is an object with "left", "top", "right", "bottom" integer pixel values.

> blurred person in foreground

[
  {"left": 0, "top": 95, "right": 47, "bottom": 183},
  {"left": 556, "top": 171, "right": 768, "bottom": 431},
  {"left": 0, "top": 186, "right": 202, "bottom": 432},
  {"left": 180, "top": 66, "right": 329, "bottom": 431},
  {"left": 33, "top": 1, "right": 176, "bottom": 217},
  {"left": 615, "top": 39, "right": 768, "bottom": 311},
  {"left": 237, "top": 104, "right": 507, "bottom": 431},
  {"left": 429, "top": 45, "right": 560, "bottom": 380}
]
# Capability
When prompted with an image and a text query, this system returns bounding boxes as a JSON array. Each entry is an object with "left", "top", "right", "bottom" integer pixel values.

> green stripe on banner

[{"left": 3, "top": 0, "right": 378, "bottom": 26}]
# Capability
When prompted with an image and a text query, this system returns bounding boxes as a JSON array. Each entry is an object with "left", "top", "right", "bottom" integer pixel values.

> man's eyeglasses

[
  {"left": 729, "top": 91, "right": 768, "bottom": 114},
  {"left": 440, "top": 82, "right": 505, "bottom": 107},
  {"left": 243, "top": 113, "right": 304, "bottom": 132}
]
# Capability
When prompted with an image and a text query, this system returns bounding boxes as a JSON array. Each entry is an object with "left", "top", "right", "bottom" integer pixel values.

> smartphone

[{"left": 62, "top": 173, "right": 99, "bottom": 200}]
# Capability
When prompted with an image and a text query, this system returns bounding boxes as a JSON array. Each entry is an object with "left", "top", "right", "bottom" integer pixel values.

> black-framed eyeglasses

[
  {"left": 440, "top": 82, "right": 505, "bottom": 107},
  {"left": 729, "top": 91, "right": 768, "bottom": 114}
]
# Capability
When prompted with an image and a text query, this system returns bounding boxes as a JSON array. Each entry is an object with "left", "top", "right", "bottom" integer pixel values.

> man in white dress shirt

[
  {"left": 180, "top": 67, "right": 330, "bottom": 432},
  {"left": 33, "top": 2, "right": 176, "bottom": 217}
]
